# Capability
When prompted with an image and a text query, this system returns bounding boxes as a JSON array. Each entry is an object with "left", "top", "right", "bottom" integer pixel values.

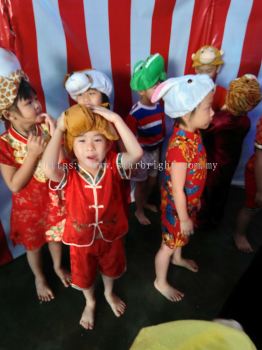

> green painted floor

[{"left": 0, "top": 186, "right": 261, "bottom": 350}]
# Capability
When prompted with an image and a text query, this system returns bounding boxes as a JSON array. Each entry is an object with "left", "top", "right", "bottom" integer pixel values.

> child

[
  {"left": 198, "top": 74, "right": 262, "bottom": 229},
  {"left": 0, "top": 48, "right": 70, "bottom": 302},
  {"left": 64, "top": 69, "right": 112, "bottom": 108},
  {"left": 234, "top": 115, "right": 262, "bottom": 252},
  {"left": 192, "top": 45, "right": 226, "bottom": 111},
  {"left": 42, "top": 104, "right": 143, "bottom": 330},
  {"left": 126, "top": 53, "right": 166, "bottom": 225},
  {"left": 151, "top": 74, "right": 215, "bottom": 301}
]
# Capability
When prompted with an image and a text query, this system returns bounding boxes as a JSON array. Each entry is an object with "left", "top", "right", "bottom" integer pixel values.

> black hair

[
  {"left": 176, "top": 107, "right": 197, "bottom": 128},
  {"left": 12, "top": 78, "right": 37, "bottom": 109},
  {"left": 101, "top": 93, "right": 110, "bottom": 109}
]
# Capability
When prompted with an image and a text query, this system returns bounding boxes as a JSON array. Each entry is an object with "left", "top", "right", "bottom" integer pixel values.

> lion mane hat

[
  {"left": 226, "top": 74, "right": 262, "bottom": 116},
  {"left": 192, "top": 45, "right": 224, "bottom": 68},
  {"left": 64, "top": 104, "right": 118, "bottom": 154}
]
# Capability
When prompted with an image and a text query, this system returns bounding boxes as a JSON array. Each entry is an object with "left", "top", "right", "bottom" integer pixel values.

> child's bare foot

[
  {"left": 35, "top": 277, "right": 54, "bottom": 302},
  {"left": 144, "top": 203, "right": 158, "bottom": 213},
  {"left": 234, "top": 234, "right": 254, "bottom": 253},
  {"left": 135, "top": 210, "right": 151, "bottom": 225},
  {"left": 80, "top": 301, "right": 96, "bottom": 330},
  {"left": 154, "top": 280, "right": 184, "bottom": 302},
  {"left": 54, "top": 267, "right": 71, "bottom": 287},
  {"left": 104, "top": 292, "right": 126, "bottom": 317},
  {"left": 171, "top": 257, "right": 199, "bottom": 272}
]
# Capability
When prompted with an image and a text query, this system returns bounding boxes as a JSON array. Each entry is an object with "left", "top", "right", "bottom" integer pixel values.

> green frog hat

[{"left": 130, "top": 53, "right": 167, "bottom": 91}]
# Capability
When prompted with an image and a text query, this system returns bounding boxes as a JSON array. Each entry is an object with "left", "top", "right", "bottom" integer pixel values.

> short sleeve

[
  {"left": 166, "top": 137, "right": 187, "bottom": 163},
  {"left": 0, "top": 136, "right": 17, "bottom": 167}
]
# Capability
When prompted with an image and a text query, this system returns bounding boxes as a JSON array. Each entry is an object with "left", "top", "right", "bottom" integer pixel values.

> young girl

[
  {"left": 42, "top": 104, "right": 142, "bottom": 330},
  {"left": 151, "top": 74, "right": 215, "bottom": 301},
  {"left": 0, "top": 48, "right": 70, "bottom": 302}
]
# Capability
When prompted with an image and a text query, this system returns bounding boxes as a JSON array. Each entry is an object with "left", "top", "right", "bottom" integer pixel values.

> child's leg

[
  {"left": 154, "top": 243, "right": 184, "bottom": 302},
  {"left": 135, "top": 181, "right": 151, "bottom": 225},
  {"left": 48, "top": 242, "right": 71, "bottom": 287},
  {"left": 101, "top": 274, "right": 126, "bottom": 317},
  {"left": 144, "top": 175, "right": 158, "bottom": 213},
  {"left": 234, "top": 207, "right": 256, "bottom": 253},
  {"left": 26, "top": 248, "right": 54, "bottom": 302},
  {"left": 81, "top": 285, "right": 96, "bottom": 330},
  {"left": 171, "top": 246, "right": 198, "bottom": 272}
]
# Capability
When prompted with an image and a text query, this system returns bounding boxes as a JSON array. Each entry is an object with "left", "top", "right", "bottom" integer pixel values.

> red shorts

[
  {"left": 245, "top": 167, "right": 257, "bottom": 209},
  {"left": 70, "top": 238, "right": 126, "bottom": 289}
]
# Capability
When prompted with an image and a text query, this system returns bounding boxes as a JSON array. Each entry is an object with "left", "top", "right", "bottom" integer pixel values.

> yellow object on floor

[{"left": 130, "top": 320, "right": 256, "bottom": 350}]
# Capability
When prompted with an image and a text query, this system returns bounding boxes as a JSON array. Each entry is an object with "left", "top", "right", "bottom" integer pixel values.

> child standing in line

[
  {"left": 0, "top": 48, "right": 70, "bottom": 302},
  {"left": 151, "top": 74, "right": 215, "bottom": 301},
  {"left": 126, "top": 53, "right": 166, "bottom": 225},
  {"left": 234, "top": 115, "right": 262, "bottom": 253},
  {"left": 42, "top": 104, "right": 142, "bottom": 330}
]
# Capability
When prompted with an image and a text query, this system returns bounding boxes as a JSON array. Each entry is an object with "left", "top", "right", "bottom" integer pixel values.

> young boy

[
  {"left": 0, "top": 48, "right": 70, "bottom": 302},
  {"left": 126, "top": 53, "right": 166, "bottom": 225},
  {"left": 192, "top": 45, "right": 226, "bottom": 111},
  {"left": 42, "top": 104, "right": 143, "bottom": 330}
]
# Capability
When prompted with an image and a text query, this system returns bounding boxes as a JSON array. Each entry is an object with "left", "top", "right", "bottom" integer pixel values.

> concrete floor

[{"left": 0, "top": 186, "right": 261, "bottom": 350}]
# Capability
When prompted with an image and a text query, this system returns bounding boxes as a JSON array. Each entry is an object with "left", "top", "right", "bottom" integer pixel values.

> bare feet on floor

[
  {"left": 35, "top": 277, "right": 54, "bottom": 302},
  {"left": 144, "top": 203, "right": 158, "bottom": 213},
  {"left": 135, "top": 211, "right": 151, "bottom": 225},
  {"left": 104, "top": 292, "right": 126, "bottom": 317},
  {"left": 234, "top": 234, "right": 254, "bottom": 253},
  {"left": 154, "top": 280, "right": 184, "bottom": 302},
  {"left": 54, "top": 267, "right": 71, "bottom": 287},
  {"left": 80, "top": 301, "right": 96, "bottom": 330},
  {"left": 171, "top": 257, "right": 199, "bottom": 272}
]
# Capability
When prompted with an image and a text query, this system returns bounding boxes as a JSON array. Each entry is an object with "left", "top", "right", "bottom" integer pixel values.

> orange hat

[
  {"left": 226, "top": 74, "right": 262, "bottom": 116},
  {"left": 192, "top": 45, "right": 224, "bottom": 68},
  {"left": 64, "top": 104, "right": 118, "bottom": 154}
]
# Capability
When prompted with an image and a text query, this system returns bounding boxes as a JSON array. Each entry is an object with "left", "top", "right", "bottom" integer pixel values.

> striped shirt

[{"left": 125, "top": 101, "right": 165, "bottom": 151}]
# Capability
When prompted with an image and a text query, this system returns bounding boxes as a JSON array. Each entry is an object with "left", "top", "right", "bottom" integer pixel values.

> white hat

[
  {"left": 0, "top": 48, "right": 21, "bottom": 77},
  {"left": 151, "top": 74, "right": 215, "bottom": 118},
  {"left": 65, "top": 69, "right": 113, "bottom": 101}
]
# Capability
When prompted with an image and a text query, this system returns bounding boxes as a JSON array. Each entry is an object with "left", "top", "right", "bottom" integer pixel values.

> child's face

[
  {"left": 191, "top": 92, "right": 214, "bottom": 130},
  {"left": 8, "top": 95, "right": 42, "bottom": 128},
  {"left": 73, "top": 130, "right": 110, "bottom": 174},
  {"left": 195, "top": 65, "right": 218, "bottom": 80},
  {"left": 76, "top": 89, "right": 103, "bottom": 106}
]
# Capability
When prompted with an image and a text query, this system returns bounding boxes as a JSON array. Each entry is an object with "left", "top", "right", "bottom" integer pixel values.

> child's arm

[
  {"left": 41, "top": 114, "right": 65, "bottom": 182},
  {"left": 255, "top": 149, "right": 262, "bottom": 207},
  {"left": 170, "top": 162, "right": 194, "bottom": 236},
  {"left": 0, "top": 135, "right": 46, "bottom": 193},
  {"left": 87, "top": 105, "right": 143, "bottom": 168}
]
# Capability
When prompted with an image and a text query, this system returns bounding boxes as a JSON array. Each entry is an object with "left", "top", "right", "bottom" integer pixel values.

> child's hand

[
  {"left": 27, "top": 134, "right": 47, "bottom": 157},
  {"left": 255, "top": 191, "right": 262, "bottom": 207},
  {"left": 56, "top": 113, "right": 66, "bottom": 132},
  {"left": 39, "top": 113, "right": 57, "bottom": 136},
  {"left": 180, "top": 218, "right": 194, "bottom": 236},
  {"left": 86, "top": 104, "right": 119, "bottom": 123}
]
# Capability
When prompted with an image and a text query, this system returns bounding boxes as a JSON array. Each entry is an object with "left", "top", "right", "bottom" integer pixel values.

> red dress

[
  {"left": 161, "top": 127, "right": 207, "bottom": 249},
  {"left": 198, "top": 111, "right": 250, "bottom": 226},
  {"left": 0, "top": 125, "right": 65, "bottom": 250},
  {"left": 245, "top": 116, "right": 262, "bottom": 208}
]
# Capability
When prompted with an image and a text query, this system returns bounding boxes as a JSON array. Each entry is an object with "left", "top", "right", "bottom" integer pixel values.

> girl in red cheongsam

[
  {"left": 0, "top": 49, "right": 70, "bottom": 302},
  {"left": 151, "top": 74, "right": 215, "bottom": 302}
]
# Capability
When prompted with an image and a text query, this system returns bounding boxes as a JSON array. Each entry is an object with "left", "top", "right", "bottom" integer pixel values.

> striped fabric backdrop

[{"left": 0, "top": 0, "right": 261, "bottom": 264}]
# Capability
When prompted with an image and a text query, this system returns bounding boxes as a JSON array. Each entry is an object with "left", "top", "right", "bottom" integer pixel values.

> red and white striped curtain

[{"left": 0, "top": 0, "right": 262, "bottom": 264}]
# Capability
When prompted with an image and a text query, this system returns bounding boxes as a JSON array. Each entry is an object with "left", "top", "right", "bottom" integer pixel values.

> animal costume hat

[
  {"left": 64, "top": 104, "right": 118, "bottom": 155},
  {"left": 151, "top": 74, "right": 215, "bottom": 118},
  {"left": 226, "top": 74, "right": 262, "bottom": 116},
  {"left": 64, "top": 69, "right": 113, "bottom": 101},
  {"left": 0, "top": 48, "right": 28, "bottom": 118},
  {"left": 192, "top": 45, "right": 224, "bottom": 68},
  {"left": 130, "top": 53, "right": 167, "bottom": 91}
]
